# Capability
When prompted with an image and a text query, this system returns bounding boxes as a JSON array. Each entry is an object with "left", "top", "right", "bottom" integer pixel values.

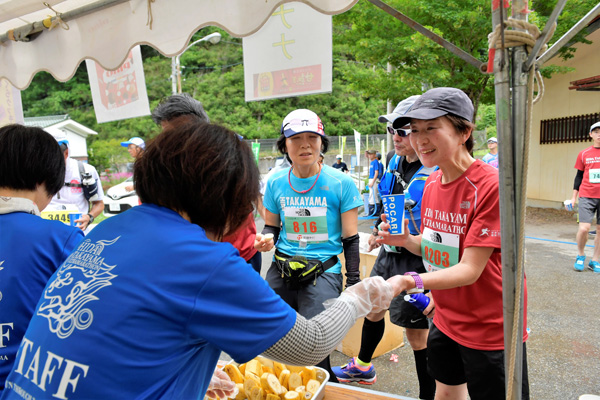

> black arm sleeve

[
  {"left": 261, "top": 225, "right": 280, "bottom": 244},
  {"left": 574, "top": 169, "right": 584, "bottom": 191},
  {"left": 342, "top": 234, "right": 360, "bottom": 288}
]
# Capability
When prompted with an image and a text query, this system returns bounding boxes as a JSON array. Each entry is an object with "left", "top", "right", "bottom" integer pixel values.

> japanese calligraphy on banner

[
  {"left": 0, "top": 78, "right": 24, "bottom": 127},
  {"left": 86, "top": 46, "right": 151, "bottom": 123},
  {"left": 243, "top": 2, "right": 332, "bottom": 101}
]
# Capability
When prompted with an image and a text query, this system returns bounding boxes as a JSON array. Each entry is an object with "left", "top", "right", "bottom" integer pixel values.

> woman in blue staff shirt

[
  {"left": 2, "top": 121, "right": 397, "bottom": 400},
  {"left": 0, "top": 124, "right": 84, "bottom": 393},
  {"left": 255, "top": 109, "right": 363, "bottom": 381}
]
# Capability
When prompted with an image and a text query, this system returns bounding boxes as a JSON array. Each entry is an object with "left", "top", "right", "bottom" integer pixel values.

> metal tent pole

[
  {"left": 0, "top": 0, "right": 129, "bottom": 44},
  {"left": 492, "top": 0, "right": 531, "bottom": 398},
  {"left": 536, "top": 2, "right": 600, "bottom": 67}
]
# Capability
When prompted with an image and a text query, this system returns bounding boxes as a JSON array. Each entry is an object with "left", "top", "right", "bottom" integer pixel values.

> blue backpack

[{"left": 378, "top": 155, "right": 399, "bottom": 196}]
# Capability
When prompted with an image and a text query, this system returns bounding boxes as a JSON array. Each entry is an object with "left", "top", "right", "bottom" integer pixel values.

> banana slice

[
  {"left": 223, "top": 364, "right": 244, "bottom": 384},
  {"left": 261, "top": 372, "right": 284, "bottom": 395}
]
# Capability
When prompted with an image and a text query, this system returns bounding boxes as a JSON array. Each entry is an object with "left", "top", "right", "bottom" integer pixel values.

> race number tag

[
  {"left": 420, "top": 227, "right": 460, "bottom": 272},
  {"left": 590, "top": 169, "right": 600, "bottom": 183},
  {"left": 284, "top": 206, "right": 328, "bottom": 243},
  {"left": 41, "top": 210, "right": 71, "bottom": 225}
]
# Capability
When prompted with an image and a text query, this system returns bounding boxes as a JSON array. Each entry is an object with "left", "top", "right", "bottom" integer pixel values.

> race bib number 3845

[{"left": 420, "top": 227, "right": 460, "bottom": 272}]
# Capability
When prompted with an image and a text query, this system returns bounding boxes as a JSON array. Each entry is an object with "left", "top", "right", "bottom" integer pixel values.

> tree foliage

[{"left": 19, "top": 0, "right": 597, "bottom": 170}]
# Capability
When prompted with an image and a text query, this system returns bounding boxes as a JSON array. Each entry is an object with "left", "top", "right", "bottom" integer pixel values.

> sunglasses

[{"left": 387, "top": 126, "right": 409, "bottom": 137}]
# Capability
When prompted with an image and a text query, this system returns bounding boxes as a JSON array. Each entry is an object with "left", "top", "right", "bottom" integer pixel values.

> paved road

[{"left": 252, "top": 209, "right": 600, "bottom": 399}]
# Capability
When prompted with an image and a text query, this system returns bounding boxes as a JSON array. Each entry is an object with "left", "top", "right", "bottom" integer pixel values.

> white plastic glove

[
  {"left": 336, "top": 276, "right": 394, "bottom": 320},
  {"left": 205, "top": 368, "right": 238, "bottom": 399}
]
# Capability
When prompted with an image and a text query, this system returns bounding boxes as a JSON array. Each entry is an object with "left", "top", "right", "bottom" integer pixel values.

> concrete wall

[{"left": 528, "top": 28, "right": 600, "bottom": 208}]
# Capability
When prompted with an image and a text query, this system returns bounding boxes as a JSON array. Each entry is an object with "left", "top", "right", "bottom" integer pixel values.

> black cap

[{"left": 392, "top": 87, "right": 474, "bottom": 129}]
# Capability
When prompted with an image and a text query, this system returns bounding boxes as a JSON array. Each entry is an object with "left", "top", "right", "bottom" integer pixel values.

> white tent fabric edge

[{"left": 0, "top": 0, "right": 358, "bottom": 90}]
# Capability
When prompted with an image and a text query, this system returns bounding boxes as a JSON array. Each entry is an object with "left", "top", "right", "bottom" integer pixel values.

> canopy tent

[{"left": 0, "top": 0, "right": 358, "bottom": 89}]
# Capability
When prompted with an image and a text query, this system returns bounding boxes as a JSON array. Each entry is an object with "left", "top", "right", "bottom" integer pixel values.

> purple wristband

[{"left": 404, "top": 271, "right": 424, "bottom": 292}]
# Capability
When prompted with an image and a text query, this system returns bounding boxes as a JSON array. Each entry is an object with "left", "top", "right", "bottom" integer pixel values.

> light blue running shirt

[{"left": 264, "top": 165, "right": 362, "bottom": 273}]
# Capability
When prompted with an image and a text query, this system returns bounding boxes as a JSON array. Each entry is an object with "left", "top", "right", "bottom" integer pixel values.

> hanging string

[
  {"left": 488, "top": 18, "right": 555, "bottom": 104},
  {"left": 146, "top": 0, "right": 156, "bottom": 30},
  {"left": 42, "top": 2, "right": 70, "bottom": 31}
]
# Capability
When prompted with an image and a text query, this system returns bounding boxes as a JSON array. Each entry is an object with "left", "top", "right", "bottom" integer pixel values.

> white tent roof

[{"left": 0, "top": 0, "right": 357, "bottom": 89}]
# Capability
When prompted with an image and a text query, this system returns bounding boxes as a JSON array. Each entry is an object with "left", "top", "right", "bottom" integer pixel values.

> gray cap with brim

[
  {"left": 590, "top": 121, "right": 600, "bottom": 132},
  {"left": 392, "top": 87, "right": 474, "bottom": 129},
  {"left": 378, "top": 95, "right": 421, "bottom": 124}
]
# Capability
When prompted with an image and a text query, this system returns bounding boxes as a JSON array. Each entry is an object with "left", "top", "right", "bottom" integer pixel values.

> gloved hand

[
  {"left": 337, "top": 276, "right": 393, "bottom": 320},
  {"left": 205, "top": 368, "right": 238, "bottom": 399}
]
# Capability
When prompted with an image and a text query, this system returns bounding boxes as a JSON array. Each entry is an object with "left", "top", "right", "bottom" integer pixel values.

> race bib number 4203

[{"left": 420, "top": 227, "right": 460, "bottom": 272}]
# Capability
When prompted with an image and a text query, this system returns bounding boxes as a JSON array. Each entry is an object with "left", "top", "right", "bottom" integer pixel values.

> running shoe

[
  {"left": 588, "top": 260, "right": 600, "bottom": 273},
  {"left": 574, "top": 255, "right": 586, "bottom": 271},
  {"left": 332, "top": 357, "right": 377, "bottom": 384}
]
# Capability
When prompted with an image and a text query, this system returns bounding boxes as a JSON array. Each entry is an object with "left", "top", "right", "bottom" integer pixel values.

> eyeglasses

[{"left": 387, "top": 126, "right": 409, "bottom": 137}]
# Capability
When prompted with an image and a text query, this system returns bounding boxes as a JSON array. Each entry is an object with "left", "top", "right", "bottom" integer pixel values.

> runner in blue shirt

[
  {"left": 255, "top": 109, "right": 363, "bottom": 382},
  {"left": 2, "top": 121, "right": 397, "bottom": 400},
  {"left": 0, "top": 125, "right": 84, "bottom": 393}
]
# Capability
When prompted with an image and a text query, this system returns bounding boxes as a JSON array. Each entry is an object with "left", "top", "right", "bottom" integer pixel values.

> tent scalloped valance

[{"left": 0, "top": 0, "right": 357, "bottom": 89}]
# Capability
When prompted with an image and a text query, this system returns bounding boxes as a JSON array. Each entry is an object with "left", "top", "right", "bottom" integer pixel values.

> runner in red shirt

[
  {"left": 378, "top": 87, "right": 529, "bottom": 400},
  {"left": 568, "top": 121, "right": 600, "bottom": 272}
]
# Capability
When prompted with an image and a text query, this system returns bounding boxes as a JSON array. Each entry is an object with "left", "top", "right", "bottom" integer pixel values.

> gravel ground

[{"left": 253, "top": 207, "right": 600, "bottom": 399}]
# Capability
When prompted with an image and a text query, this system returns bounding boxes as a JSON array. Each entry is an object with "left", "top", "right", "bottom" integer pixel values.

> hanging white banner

[
  {"left": 86, "top": 46, "right": 151, "bottom": 123},
  {"left": 243, "top": 2, "right": 332, "bottom": 101},
  {"left": 0, "top": 78, "right": 24, "bottom": 127}
]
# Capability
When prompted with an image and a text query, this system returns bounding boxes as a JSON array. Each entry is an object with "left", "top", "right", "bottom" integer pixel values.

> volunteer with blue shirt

[
  {"left": 0, "top": 125, "right": 84, "bottom": 392},
  {"left": 366, "top": 149, "right": 381, "bottom": 215},
  {"left": 255, "top": 109, "right": 363, "bottom": 382},
  {"left": 3, "top": 121, "right": 397, "bottom": 400}
]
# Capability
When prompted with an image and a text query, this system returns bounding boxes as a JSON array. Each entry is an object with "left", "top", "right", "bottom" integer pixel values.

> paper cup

[
  {"left": 381, "top": 194, "right": 405, "bottom": 235},
  {"left": 69, "top": 213, "right": 82, "bottom": 227},
  {"left": 563, "top": 200, "right": 573, "bottom": 211}
]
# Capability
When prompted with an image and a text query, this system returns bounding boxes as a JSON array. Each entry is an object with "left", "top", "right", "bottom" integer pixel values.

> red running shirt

[
  {"left": 420, "top": 160, "right": 528, "bottom": 350},
  {"left": 574, "top": 146, "right": 600, "bottom": 199}
]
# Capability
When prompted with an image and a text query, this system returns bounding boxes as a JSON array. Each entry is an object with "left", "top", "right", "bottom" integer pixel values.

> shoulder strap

[
  {"left": 388, "top": 154, "right": 400, "bottom": 171},
  {"left": 78, "top": 160, "right": 86, "bottom": 178}
]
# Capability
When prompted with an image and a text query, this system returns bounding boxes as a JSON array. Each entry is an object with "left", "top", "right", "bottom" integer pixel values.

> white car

[{"left": 103, "top": 177, "right": 139, "bottom": 217}]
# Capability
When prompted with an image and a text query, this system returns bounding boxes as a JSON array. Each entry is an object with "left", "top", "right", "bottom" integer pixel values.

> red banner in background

[
  {"left": 253, "top": 65, "right": 322, "bottom": 98},
  {"left": 86, "top": 46, "right": 150, "bottom": 123}
]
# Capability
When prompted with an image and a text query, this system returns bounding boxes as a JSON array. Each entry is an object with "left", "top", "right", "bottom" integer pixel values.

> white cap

[
  {"left": 281, "top": 109, "right": 325, "bottom": 138},
  {"left": 121, "top": 137, "right": 145, "bottom": 150},
  {"left": 487, "top": 137, "right": 498, "bottom": 143},
  {"left": 590, "top": 122, "right": 600, "bottom": 132},
  {"left": 336, "top": 154, "right": 342, "bottom": 159}
]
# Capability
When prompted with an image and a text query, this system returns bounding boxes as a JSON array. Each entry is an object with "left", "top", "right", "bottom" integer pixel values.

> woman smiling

[{"left": 379, "top": 88, "right": 529, "bottom": 400}]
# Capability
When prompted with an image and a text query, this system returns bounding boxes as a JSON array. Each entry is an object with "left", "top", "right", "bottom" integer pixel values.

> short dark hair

[
  {"left": 276, "top": 134, "right": 330, "bottom": 155},
  {"left": 134, "top": 122, "right": 259, "bottom": 239},
  {"left": 151, "top": 93, "right": 210, "bottom": 125},
  {"left": 444, "top": 114, "right": 476, "bottom": 153},
  {"left": 0, "top": 124, "right": 65, "bottom": 195}
]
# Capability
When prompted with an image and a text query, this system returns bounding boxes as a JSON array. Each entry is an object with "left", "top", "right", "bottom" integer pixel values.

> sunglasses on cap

[{"left": 387, "top": 126, "right": 409, "bottom": 137}]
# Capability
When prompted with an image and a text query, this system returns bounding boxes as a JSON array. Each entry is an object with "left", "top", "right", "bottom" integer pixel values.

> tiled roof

[{"left": 23, "top": 115, "right": 70, "bottom": 128}]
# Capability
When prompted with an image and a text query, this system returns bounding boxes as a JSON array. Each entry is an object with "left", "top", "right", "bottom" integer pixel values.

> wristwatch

[
  {"left": 372, "top": 230, "right": 379, "bottom": 236},
  {"left": 87, "top": 213, "right": 95, "bottom": 224},
  {"left": 404, "top": 271, "right": 424, "bottom": 293}
]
